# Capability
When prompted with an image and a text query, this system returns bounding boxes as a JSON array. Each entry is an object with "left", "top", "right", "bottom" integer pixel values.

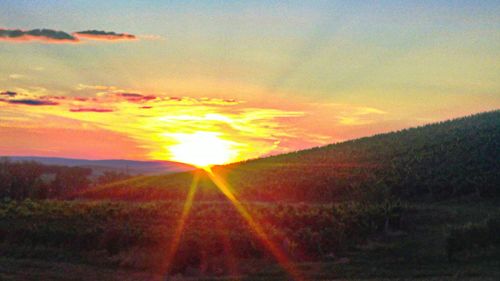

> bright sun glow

[{"left": 168, "top": 132, "right": 237, "bottom": 167}]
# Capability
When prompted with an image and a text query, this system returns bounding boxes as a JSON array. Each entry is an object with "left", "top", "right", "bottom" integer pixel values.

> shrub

[{"left": 446, "top": 216, "right": 500, "bottom": 261}]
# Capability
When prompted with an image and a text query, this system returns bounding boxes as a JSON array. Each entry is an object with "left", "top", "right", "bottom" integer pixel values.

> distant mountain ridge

[{"left": 3, "top": 156, "right": 195, "bottom": 175}]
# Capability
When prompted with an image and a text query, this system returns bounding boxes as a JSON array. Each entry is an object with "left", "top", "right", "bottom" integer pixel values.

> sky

[{"left": 1, "top": 1, "right": 499, "bottom": 164}]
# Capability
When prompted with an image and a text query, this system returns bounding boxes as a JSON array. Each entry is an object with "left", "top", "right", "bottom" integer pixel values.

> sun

[{"left": 169, "top": 131, "right": 238, "bottom": 167}]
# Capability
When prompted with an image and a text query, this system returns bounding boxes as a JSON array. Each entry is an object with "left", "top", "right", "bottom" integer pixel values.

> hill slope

[{"left": 78, "top": 110, "right": 500, "bottom": 202}]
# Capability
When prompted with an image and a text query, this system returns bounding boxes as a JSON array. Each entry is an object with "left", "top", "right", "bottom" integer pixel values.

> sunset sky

[{"left": 1, "top": 1, "right": 499, "bottom": 164}]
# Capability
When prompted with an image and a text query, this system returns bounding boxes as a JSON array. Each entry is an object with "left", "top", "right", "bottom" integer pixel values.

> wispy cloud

[
  {"left": 70, "top": 107, "right": 114, "bottom": 113},
  {"left": 115, "top": 93, "right": 157, "bottom": 102},
  {"left": 8, "top": 74, "right": 25, "bottom": 80},
  {"left": 0, "top": 84, "right": 328, "bottom": 162},
  {"left": 75, "top": 84, "right": 243, "bottom": 106},
  {"left": 76, "top": 84, "right": 118, "bottom": 91},
  {"left": 138, "top": 34, "right": 165, "bottom": 41},
  {"left": 73, "top": 30, "right": 136, "bottom": 41},
  {"left": 0, "top": 88, "right": 61, "bottom": 106},
  {"left": 310, "top": 103, "right": 388, "bottom": 126},
  {"left": 1, "top": 88, "right": 388, "bottom": 159},
  {"left": 336, "top": 106, "right": 387, "bottom": 125}
]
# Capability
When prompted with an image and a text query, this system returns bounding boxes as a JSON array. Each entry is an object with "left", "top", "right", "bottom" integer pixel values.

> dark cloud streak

[
  {"left": 74, "top": 30, "right": 136, "bottom": 40},
  {"left": 0, "top": 91, "right": 17, "bottom": 97},
  {"left": 4, "top": 99, "right": 59, "bottom": 106},
  {"left": 116, "top": 93, "right": 156, "bottom": 102},
  {"left": 0, "top": 28, "right": 78, "bottom": 43},
  {"left": 0, "top": 28, "right": 139, "bottom": 43}
]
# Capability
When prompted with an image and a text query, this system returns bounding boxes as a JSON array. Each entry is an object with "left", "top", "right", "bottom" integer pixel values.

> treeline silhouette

[{"left": 0, "top": 159, "right": 132, "bottom": 200}]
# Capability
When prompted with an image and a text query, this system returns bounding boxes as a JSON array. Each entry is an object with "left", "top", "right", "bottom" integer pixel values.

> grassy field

[
  {"left": 246, "top": 201, "right": 500, "bottom": 280},
  {"left": 1, "top": 200, "right": 499, "bottom": 281}
]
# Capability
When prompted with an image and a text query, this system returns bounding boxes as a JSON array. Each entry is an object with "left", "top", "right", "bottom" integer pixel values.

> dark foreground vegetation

[
  {"left": 1, "top": 110, "right": 499, "bottom": 280},
  {"left": 1, "top": 200, "right": 498, "bottom": 280},
  {"left": 0, "top": 200, "right": 404, "bottom": 274},
  {"left": 446, "top": 215, "right": 500, "bottom": 262}
]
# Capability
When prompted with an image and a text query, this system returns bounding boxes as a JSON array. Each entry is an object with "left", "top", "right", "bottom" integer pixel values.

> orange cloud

[
  {"left": 73, "top": 30, "right": 136, "bottom": 41},
  {"left": 1, "top": 86, "right": 394, "bottom": 162},
  {"left": 69, "top": 108, "right": 114, "bottom": 113},
  {"left": 115, "top": 93, "right": 157, "bottom": 102},
  {"left": 1, "top": 84, "right": 326, "bottom": 163}
]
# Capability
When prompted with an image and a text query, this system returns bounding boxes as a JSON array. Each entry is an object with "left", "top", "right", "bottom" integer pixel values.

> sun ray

[
  {"left": 219, "top": 221, "right": 239, "bottom": 278},
  {"left": 204, "top": 167, "right": 304, "bottom": 281},
  {"left": 213, "top": 210, "right": 240, "bottom": 278},
  {"left": 159, "top": 171, "right": 200, "bottom": 277}
]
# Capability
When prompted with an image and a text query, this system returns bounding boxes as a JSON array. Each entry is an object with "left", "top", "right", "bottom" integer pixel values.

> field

[
  {"left": 1, "top": 200, "right": 499, "bottom": 280},
  {"left": 0, "top": 199, "right": 404, "bottom": 276}
]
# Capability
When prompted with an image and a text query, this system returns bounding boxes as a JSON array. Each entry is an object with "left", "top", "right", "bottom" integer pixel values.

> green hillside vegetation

[{"left": 79, "top": 110, "right": 500, "bottom": 202}]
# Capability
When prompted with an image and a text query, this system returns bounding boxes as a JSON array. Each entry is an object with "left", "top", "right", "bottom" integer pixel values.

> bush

[{"left": 446, "top": 216, "right": 500, "bottom": 261}]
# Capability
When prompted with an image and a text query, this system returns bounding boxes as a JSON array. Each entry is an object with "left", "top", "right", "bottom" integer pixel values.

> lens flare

[
  {"left": 205, "top": 168, "right": 304, "bottom": 281},
  {"left": 160, "top": 172, "right": 200, "bottom": 276}
]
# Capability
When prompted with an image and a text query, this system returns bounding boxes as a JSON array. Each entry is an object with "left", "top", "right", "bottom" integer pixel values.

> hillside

[{"left": 78, "top": 110, "right": 500, "bottom": 202}]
